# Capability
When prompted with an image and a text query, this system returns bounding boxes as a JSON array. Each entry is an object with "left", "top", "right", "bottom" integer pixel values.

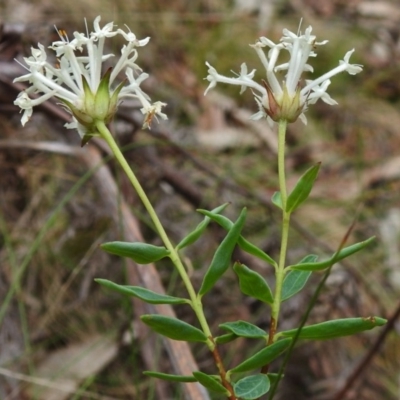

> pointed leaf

[
  {"left": 198, "top": 208, "right": 247, "bottom": 296},
  {"left": 271, "top": 191, "right": 282, "bottom": 210},
  {"left": 281, "top": 255, "right": 316, "bottom": 301},
  {"left": 289, "top": 237, "right": 375, "bottom": 271},
  {"left": 192, "top": 371, "right": 229, "bottom": 395},
  {"left": 95, "top": 279, "right": 189, "bottom": 305},
  {"left": 280, "top": 316, "right": 387, "bottom": 340},
  {"left": 176, "top": 203, "right": 229, "bottom": 250},
  {"left": 101, "top": 241, "right": 170, "bottom": 264},
  {"left": 219, "top": 320, "right": 267, "bottom": 339},
  {"left": 229, "top": 338, "right": 292, "bottom": 373},
  {"left": 286, "top": 163, "right": 320, "bottom": 213},
  {"left": 237, "top": 236, "right": 277, "bottom": 267},
  {"left": 234, "top": 374, "right": 270, "bottom": 399},
  {"left": 141, "top": 315, "right": 207, "bottom": 342},
  {"left": 233, "top": 263, "right": 273, "bottom": 304},
  {"left": 215, "top": 333, "right": 238, "bottom": 345},
  {"left": 144, "top": 371, "right": 197, "bottom": 382},
  {"left": 198, "top": 210, "right": 276, "bottom": 267}
]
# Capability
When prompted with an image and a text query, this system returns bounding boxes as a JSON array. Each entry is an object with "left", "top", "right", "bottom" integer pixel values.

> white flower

[
  {"left": 121, "top": 68, "right": 168, "bottom": 128},
  {"left": 13, "top": 16, "right": 167, "bottom": 144},
  {"left": 204, "top": 24, "right": 363, "bottom": 125}
]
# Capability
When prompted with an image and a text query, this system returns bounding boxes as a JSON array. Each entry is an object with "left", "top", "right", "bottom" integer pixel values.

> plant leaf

[
  {"left": 95, "top": 279, "right": 189, "bottom": 305},
  {"left": 237, "top": 236, "right": 277, "bottom": 267},
  {"left": 141, "top": 315, "right": 207, "bottom": 342},
  {"left": 289, "top": 237, "right": 375, "bottom": 271},
  {"left": 219, "top": 320, "right": 267, "bottom": 339},
  {"left": 271, "top": 191, "right": 282, "bottom": 210},
  {"left": 234, "top": 374, "right": 270, "bottom": 399},
  {"left": 101, "top": 241, "right": 170, "bottom": 264},
  {"left": 198, "top": 210, "right": 276, "bottom": 267},
  {"left": 229, "top": 338, "right": 292, "bottom": 373},
  {"left": 143, "top": 371, "right": 197, "bottom": 382},
  {"left": 233, "top": 263, "right": 273, "bottom": 304},
  {"left": 215, "top": 333, "right": 238, "bottom": 345},
  {"left": 281, "top": 255, "right": 317, "bottom": 301},
  {"left": 280, "top": 316, "right": 387, "bottom": 340},
  {"left": 198, "top": 208, "right": 247, "bottom": 296},
  {"left": 286, "top": 163, "right": 320, "bottom": 213},
  {"left": 176, "top": 203, "right": 229, "bottom": 250},
  {"left": 192, "top": 371, "right": 229, "bottom": 395}
]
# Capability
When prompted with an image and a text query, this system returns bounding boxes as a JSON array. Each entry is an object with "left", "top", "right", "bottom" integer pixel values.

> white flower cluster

[
  {"left": 205, "top": 25, "right": 363, "bottom": 125},
  {"left": 14, "top": 16, "right": 167, "bottom": 139}
]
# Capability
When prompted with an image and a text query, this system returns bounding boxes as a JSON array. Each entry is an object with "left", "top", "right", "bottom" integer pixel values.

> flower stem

[
  {"left": 95, "top": 121, "right": 234, "bottom": 396},
  {"left": 263, "top": 119, "right": 291, "bottom": 372}
]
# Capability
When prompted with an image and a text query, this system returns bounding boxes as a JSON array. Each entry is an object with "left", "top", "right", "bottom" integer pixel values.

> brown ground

[{"left": 0, "top": 1, "right": 399, "bottom": 399}]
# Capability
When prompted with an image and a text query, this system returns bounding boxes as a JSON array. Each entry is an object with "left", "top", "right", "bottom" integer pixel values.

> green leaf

[
  {"left": 176, "top": 203, "right": 229, "bottom": 250},
  {"left": 143, "top": 371, "right": 197, "bottom": 382},
  {"left": 192, "top": 371, "right": 229, "bottom": 395},
  {"left": 141, "top": 315, "right": 207, "bottom": 342},
  {"left": 286, "top": 163, "right": 320, "bottom": 213},
  {"left": 229, "top": 338, "right": 292, "bottom": 373},
  {"left": 215, "top": 333, "right": 238, "bottom": 345},
  {"left": 237, "top": 236, "right": 277, "bottom": 267},
  {"left": 219, "top": 320, "right": 267, "bottom": 339},
  {"left": 289, "top": 237, "right": 375, "bottom": 271},
  {"left": 198, "top": 208, "right": 247, "bottom": 296},
  {"left": 281, "top": 255, "right": 316, "bottom": 301},
  {"left": 95, "top": 279, "right": 189, "bottom": 305},
  {"left": 234, "top": 374, "right": 270, "bottom": 399},
  {"left": 198, "top": 210, "right": 276, "bottom": 267},
  {"left": 101, "top": 241, "right": 170, "bottom": 264},
  {"left": 280, "top": 316, "right": 387, "bottom": 340},
  {"left": 233, "top": 263, "right": 274, "bottom": 304},
  {"left": 271, "top": 191, "right": 282, "bottom": 210}
]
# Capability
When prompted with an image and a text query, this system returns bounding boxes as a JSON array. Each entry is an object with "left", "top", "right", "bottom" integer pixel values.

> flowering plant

[
  {"left": 205, "top": 25, "right": 362, "bottom": 125},
  {"left": 13, "top": 18, "right": 386, "bottom": 400},
  {"left": 14, "top": 16, "right": 167, "bottom": 145}
]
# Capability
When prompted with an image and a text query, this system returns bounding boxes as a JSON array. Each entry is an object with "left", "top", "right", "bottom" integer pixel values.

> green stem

[
  {"left": 95, "top": 121, "right": 234, "bottom": 394},
  {"left": 267, "top": 119, "right": 291, "bottom": 347},
  {"left": 96, "top": 122, "right": 207, "bottom": 331}
]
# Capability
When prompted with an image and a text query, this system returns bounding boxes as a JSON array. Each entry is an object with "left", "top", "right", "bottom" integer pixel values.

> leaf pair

[
  {"left": 144, "top": 336, "right": 291, "bottom": 399},
  {"left": 233, "top": 256, "right": 314, "bottom": 305},
  {"left": 176, "top": 203, "right": 229, "bottom": 250},
  {"left": 198, "top": 209, "right": 276, "bottom": 267},
  {"left": 144, "top": 371, "right": 271, "bottom": 399}
]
